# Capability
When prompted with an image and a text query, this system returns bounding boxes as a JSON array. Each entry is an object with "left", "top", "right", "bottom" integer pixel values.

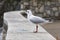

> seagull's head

[{"left": 26, "top": 10, "right": 32, "bottom": 15}]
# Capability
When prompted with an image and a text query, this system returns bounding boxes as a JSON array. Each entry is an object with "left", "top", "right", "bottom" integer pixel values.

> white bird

[{"left": 26, "top": 10, "right": 49, "bottom": 33}]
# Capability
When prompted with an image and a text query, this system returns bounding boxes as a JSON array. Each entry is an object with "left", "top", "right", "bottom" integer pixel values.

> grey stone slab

[{"left": 4, "top": 11, "right": 56, "bottom": 40}]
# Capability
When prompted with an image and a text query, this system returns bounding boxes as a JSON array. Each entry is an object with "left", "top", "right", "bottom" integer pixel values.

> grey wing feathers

[{"left": 30, "top": 16, "right": 45, "bottom": 23}]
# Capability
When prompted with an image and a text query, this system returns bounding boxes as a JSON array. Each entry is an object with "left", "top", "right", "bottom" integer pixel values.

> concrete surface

[{"left": 3, "top": 11, "right": 56, "bottom": 40}]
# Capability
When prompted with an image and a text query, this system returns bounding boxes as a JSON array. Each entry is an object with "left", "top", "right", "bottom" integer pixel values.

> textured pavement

[{"left": 4, "top": 11, "right": 56, "bottom": 40}]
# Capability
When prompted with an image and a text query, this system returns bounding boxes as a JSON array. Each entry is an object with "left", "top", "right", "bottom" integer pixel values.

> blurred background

[{"left": 0, "top": 0, "right": 60, "bottom": 27}]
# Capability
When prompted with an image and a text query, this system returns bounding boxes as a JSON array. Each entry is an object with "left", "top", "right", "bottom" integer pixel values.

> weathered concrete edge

[{"left": 2, "top": 20, "right": 8, "bottom": 40}]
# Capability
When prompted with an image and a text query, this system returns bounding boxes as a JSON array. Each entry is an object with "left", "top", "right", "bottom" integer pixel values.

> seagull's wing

[{"left": 30, "top": 16, "right": 46, "bottom": 23}]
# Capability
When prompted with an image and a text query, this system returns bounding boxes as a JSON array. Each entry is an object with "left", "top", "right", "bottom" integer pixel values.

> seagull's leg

[
  {"left": 34, "top": 24, "right": 38, "bottom": 33},
  {"left": 36, "top": 24, "right": 38, "bottom": 32}
]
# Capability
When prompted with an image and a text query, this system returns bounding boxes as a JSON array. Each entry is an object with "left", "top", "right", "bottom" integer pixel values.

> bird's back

[{"left": 30, "top": 16, "right": 45, "bottom": 24}]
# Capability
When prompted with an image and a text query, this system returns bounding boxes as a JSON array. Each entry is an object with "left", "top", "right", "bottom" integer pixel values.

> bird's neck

[{"left": 27, "top": 14, "right": 33, "bottom": 19}]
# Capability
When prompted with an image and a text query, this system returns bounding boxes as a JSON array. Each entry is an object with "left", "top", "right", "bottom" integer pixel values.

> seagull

[{"left": 26, "top": 10, "right": 49, "bottom": 33}]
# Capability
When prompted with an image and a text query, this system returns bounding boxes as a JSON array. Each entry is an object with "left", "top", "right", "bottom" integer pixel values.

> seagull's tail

[
  {"left": 45, "top": 20, "right": 53, "bottom": 23},
  {"left": 45, "top": 20, "right": 49, "bottom": 23}
]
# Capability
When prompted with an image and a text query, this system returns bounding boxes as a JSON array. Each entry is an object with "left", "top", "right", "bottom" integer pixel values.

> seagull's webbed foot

[{"left": 33, "top": 31, "right": 38, "bottom": 33}]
